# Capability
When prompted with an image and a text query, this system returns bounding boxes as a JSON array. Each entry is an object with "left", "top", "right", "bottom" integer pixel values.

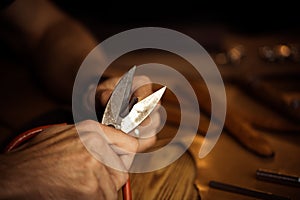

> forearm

[
  {"left": 0, "top": 0, "right": 65, "bottom": 51},
  {"left": 0, "top": 0, "right": 99, "bottom": 103},
  {"left": 32, "top": 17, "right": 98, "bottom": 102}
]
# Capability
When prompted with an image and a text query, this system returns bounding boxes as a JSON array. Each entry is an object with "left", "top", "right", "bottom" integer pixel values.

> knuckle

[
  {"left": 73, "top": 171, "right": 99, "bottom": 197},
  {"left": 82, "top": 180, "right": 98, "bottom": 196},
  {"left": 114, "top": 172, "right": 129, "bottom": 190},
  {"left": 84, "top": 155, "right": 99, "bottom": 168},
  {"left": 133, "top": 75, "right": 153, "bottom": 91},
  {"left": 122, "top": 172, "right": 129, "bottom": 183},
  {"left": 80, "top": 119, "right": 99, "bottom": 126},
  {"left": 128, "top": 137, "right": 139, "bottom": 152},
  {"left": 148, "top": 136, "right": 157, "bottom": 146},
  {"left": 136, "top": 75, "right": 151, "bottom": 83}
]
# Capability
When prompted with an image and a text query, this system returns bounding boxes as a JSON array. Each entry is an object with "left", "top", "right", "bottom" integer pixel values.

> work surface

[
  {"left": 1, "top": 27, "right": 300, "bottom": 200},
  {"left": 102, "top": 29, "right": 300, "bottom": 199}
]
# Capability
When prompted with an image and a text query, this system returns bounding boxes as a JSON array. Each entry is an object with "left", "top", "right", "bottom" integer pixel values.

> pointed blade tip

[
  {"left": 128, "top": 65, "right": 136, "bottom": 75},
  {"left": 157, "top": 86, "right": 167, "bottom": 96}
]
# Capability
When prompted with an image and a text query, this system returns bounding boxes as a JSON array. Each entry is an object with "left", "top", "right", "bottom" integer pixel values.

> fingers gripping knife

[
  {"left": 101, "top": 66, "right": 166, "bottom": 200},
  {"left": 4, "top": 66, "right": 165, "bottom": 200}
]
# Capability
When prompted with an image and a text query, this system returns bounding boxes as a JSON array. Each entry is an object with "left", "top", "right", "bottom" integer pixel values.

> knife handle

[{"left": 122, "top": 178, "right": 132, "bottom": 200}]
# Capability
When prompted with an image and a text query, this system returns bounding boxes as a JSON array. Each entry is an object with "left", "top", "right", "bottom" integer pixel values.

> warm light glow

[
  {"left": 279, "top": 45, "right": 291, "bottom": 57},
  {"left": 215, "top": 53, "right": 228, "bottom": 65}
]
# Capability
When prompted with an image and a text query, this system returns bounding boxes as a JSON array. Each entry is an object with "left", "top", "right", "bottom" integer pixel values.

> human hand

[
  {"left": 95, "top": 75, "right": 163, "bottom": 152},
  {"left": 0, "top": 121, "right": 138, "bottom": 199}
]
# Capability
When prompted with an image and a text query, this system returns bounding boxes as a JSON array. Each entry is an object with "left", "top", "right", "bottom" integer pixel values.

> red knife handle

[
  {"left": 5, "top": 124, "right": 66, "bottom": 152},
  {"left": 123, "top": 178, "right": 132, "bottom": 200}
]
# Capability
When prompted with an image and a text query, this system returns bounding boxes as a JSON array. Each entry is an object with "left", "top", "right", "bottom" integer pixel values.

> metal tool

[{"left": 101, "top": 66, "right": 166, "bottom": 200}]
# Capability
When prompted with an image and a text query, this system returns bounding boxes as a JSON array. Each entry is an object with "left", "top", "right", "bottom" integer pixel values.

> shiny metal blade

[
  {"left": 102, "top": 66, "right": 136, "bottom": 129},
  {"left": 121, "top": 86, "right": 167, "bottom": 133}
]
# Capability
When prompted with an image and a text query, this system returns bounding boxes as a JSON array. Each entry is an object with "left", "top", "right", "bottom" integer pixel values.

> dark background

[{"left": 52, "top": 1, "right": 300, "bottom": 34}]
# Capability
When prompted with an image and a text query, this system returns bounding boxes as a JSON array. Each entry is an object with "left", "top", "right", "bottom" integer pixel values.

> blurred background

[
  {"left": 52, "top": 2, "right": 300, "bottom": 199},
  {"left": 51, "top": 1, "right": 300, "bottom": 38},
  {"left": 0, "top": 1, "right": 299, "bottom": 199}
]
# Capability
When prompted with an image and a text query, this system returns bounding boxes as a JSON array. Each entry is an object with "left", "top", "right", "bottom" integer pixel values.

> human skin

[
  {"left": 0, "top": 0, "right": 159, "bottom": 199},
  {"left": 0, "top": 122, "right": 136, "bottom": 199}
]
